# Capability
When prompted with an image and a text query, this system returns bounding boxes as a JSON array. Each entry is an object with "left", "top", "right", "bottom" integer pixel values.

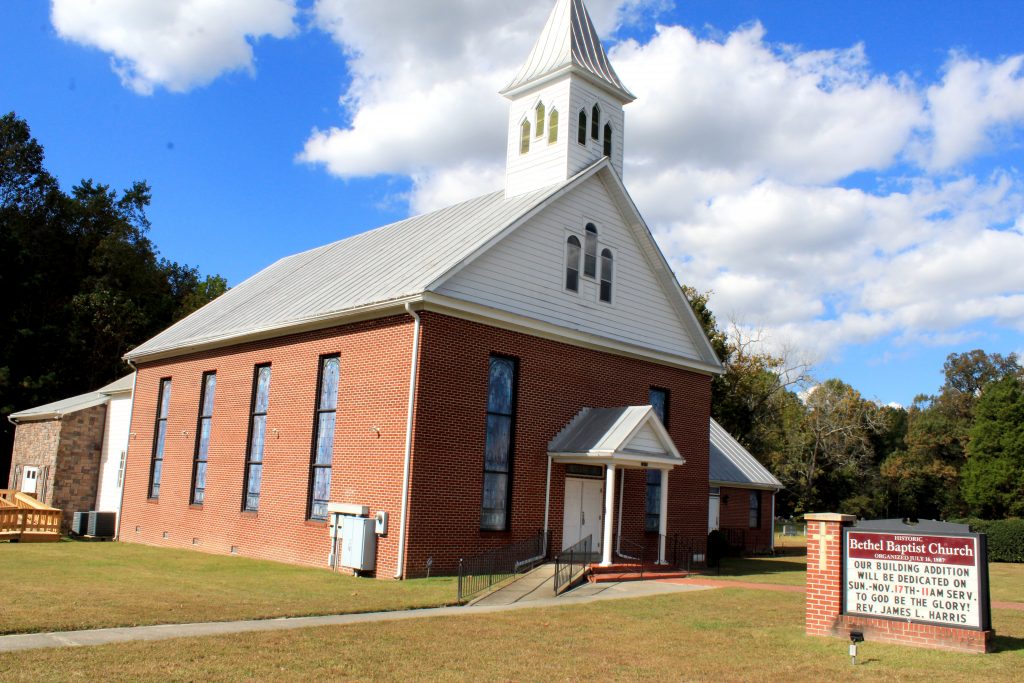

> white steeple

[{"left": 502, "top": 0, "right": 635, "bottom": 197}]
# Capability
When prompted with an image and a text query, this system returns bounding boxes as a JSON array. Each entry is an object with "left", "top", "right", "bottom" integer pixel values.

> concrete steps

[{"left": 587, "top": 562, "right": 688, "bottom": 583}]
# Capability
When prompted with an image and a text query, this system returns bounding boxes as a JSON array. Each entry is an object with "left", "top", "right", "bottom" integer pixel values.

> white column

[
  {"left": 658, "top": 467, "right": 669, "bottom": 564},
  {"left": 601, "top": 464, "right": 616, "bottom": 566}
]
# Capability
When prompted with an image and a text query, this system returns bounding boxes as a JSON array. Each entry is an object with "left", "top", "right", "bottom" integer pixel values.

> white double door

[{"left": 562, "top": 477, "right": 604, "bottom": 553}]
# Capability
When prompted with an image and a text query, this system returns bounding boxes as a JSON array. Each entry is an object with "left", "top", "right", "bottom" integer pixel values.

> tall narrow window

[
  {"left": 243, "top": 364, "right": 271, "bottom": 512},
  {"left": 749, "top": 491, "right": 762, "bottom": 528},
  {"left": 481, "top": 355, "right": 517, "bottom": 531},
  {"left": 599, "top": 248, "right": 613, "bottom": 303},
  {"left": 548, "top": 109, "right": 559, "bottom": 144},
  {"left": 583, "top": 223, "right": 598, "bottom": 278},
  {"left": 591, "top": 104, "right": 600, "bottom": 139},
  {"left": 603, "top": 123, "right": 612, "bottom": 158},
  {"left": 308, "top": 355, "right": 340, "bottom": 521},
  {"left": 577, "top": 110, "right": 587, "bottom": 144},
  {"left": 520, "top": 120, "right": 531, "bottom": 155},
  {"left": 190, "top": 372, "right": 216, "bottom": 505},
  {"left": 645, "top": 388, "right": 668, "bottom": 533},
  {"left": 148, "top": 379, "right": 171, "bottom": 499},
  {"left": 565, "top": 235, "right": 581, "bottom": 292},
  {"left": 535, "top": 102, "right": 545, "bottom": 137}
]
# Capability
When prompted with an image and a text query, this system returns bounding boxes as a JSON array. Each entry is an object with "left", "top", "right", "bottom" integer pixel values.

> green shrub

[{"left": 960, "top": 518, "right": 1024, "bottom": 562}]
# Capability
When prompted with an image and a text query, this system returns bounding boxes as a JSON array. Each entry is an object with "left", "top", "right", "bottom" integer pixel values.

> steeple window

[
  {"left": 535, "top": 102, "right": 545, "bottom": 137},
  {"left": 600, "top": 248, "right": 614, "bottom": 303},
  {"left": 591, "top": 104, "right": 600, "bottom": 140},
  {"left": 548, "top": 109, "right": 558, "bottom": 144},
  {"left": 577, "top": 110, "right": 587, "bottom": 145},
  {"left": 565, "top": 235, "right": 581, "bottom": 292},
  {"left": 603, "top": 123, "right": 612, "bottom": 158},
  {"left": 520, "top": 120, "right": 531, "bottom": 155},
  {"left": 583, "top": 223, "right": 598, "bottom": 278}
]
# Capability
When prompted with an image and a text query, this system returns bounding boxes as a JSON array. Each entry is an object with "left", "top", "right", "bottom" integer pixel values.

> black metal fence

[
  {"left": 553, "top": 534, "right": 593, "bottom": 594},
  {"left": 457, "top": 530, "right": 548, "bottom": 603}
]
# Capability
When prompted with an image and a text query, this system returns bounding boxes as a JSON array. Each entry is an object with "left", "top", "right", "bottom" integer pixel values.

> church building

[{"left": 118, "top": 0, "right": 723, "bottom": 578}]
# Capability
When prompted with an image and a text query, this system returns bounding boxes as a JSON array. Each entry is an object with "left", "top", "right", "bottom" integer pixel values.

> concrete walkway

[
  {"left": 0, "top": 580, "right": 711, "bottom": 654},
  {"left": 471, "top": 563, "right": 559, "bottom": 606}
]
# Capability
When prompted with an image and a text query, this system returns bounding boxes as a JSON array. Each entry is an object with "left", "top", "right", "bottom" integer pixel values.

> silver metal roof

[
  {"left": 548, "top": 406, "right": 682, "bottom": 465},
  {"left": 126, "top": 181, "right": 566, "bottom": 361},
  {"left": 502, "top": 0, "right": 635, "bottom": 102},
  {"left": 709, "top": 418, "right": 781, "bottom": 490},
  {"left": 9, "top": 374, "right": 134, "bottom": 422}
]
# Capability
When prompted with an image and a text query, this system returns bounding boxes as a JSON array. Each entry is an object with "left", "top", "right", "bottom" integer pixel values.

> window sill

[
  {"left": 304, "top": 519, "right": 327, "bottom": 528},
  {"left": 189, "top": 504, "right": 204, "bottom": 510},
  {"left": 146, "top": 497, "right": 159, "bottom": 504},
  {"left": 240, "top": 510, "right": 258, "bottom": 518}
]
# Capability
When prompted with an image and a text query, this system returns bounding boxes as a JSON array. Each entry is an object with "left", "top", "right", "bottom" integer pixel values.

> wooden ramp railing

[{"left": 0, "top": 490, "right": 62, "bottom": 542}]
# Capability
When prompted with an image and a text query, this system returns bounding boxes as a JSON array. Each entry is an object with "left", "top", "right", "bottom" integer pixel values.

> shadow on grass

[
  {"left": 715, "top": 557, "right": 808, "bottom": 578},
  {"left": 992, "top": 633, "right": 1024, "bottom": 652}
]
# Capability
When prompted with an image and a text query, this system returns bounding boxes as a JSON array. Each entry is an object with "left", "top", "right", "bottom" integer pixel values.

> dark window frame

[
  {"left": 307, "top": 354, "right": 340, "bottom": 521},
  {"left": 577, "top": 109, "right": 587, "bottom": 145},
  {"left": 190, "top": 371, "right": 217, "bottom": 505},
  {"left": 480, "top": 354, "right": 519, "bottom": 531},
  {"left": 148, "top": 378, "right": 172, "bottom": 499},
  {"left": 242, "top": 364, "right": 272, "bottom": 512},
  {"left": 749, "top": 491, "right": 762, "bottom": 529},
  {"left": 591, "top": 104, "right": 601, "bottom": 139},
  {"left": 603, "top": 122, "right": 613, "bottom": 158},
  {"left": 583, "top": 223, "right": 598, "bottom": 278},
  {"left": 599, "top": 247, "right": 613, "bottom": 303}
]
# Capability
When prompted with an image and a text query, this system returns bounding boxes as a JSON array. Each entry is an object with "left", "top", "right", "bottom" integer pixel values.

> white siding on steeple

[
  {"left": 567, "top": 79, "right": 624, "bottom": 179},
  {"left": 437, "top": 174, "right": 701, "bottom": 361},
  {"left": 506, "top": 78, "right": 574, "bottom": 197}
]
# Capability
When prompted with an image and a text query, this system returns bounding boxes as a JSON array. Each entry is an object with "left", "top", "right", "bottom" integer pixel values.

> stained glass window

[
  {"left": 520, "top": 120, "right": 531, "bottom": 155},
  {"left": 481, "top": 355, "right": 517, "bottom": 530},
  {"left": 565, "top": 235, "right": 581, "bottom": 291},
  {"left": 749, "top": 491, "right": 761, "bottom": 528},
  {"left": 603, "top": 122, "right": 612, "bottom": 158},
  {"left": 548, "top": 109, "right": 559, "bottom": 144},
  {"left": 243, "top": 365, "right": 271, "bottom": 511},
  {"left": 309, "top": 355, "right": 340, "bottom": 520},
  {"left": 645, "top": 388, "right": 669, "bottom": 532},
  {"left": 191, "top": 372, "right": 216, "bottom": 505},
  {"left": 591, "top": 104, "right": 600, "bottom": 139},
  {"left": 535, "top": 102, "right": 545, "bottom": 137},
  {"left": 148, "top": 378, "right": 172, "bottom": 499},
  {"left": 578, "top": 110, "right": 587, "bottom": 145}
]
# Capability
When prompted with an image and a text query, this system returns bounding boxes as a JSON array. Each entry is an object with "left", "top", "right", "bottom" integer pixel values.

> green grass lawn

[
  {"left": 1, "top": 589, "right": 1021, "bottom": 682},
  {"left": 0, "top": 540, "right": 456, "bottom": 634}
]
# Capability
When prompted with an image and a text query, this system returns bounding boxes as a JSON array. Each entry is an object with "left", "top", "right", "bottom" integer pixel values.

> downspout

[
  {"left": 543, "top": 455, "right": 552, "bottom": 553},
  {"left": 395, "top": 302, "right": 422, "bottom": 579},
  {"left": 114, "top": 359, "right": 139, "bottom": 541},
  {"left": 769, "top": 490, "right": 776, "bottom": 554}
]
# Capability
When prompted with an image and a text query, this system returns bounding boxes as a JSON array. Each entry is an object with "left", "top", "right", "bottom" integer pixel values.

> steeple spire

[
  {"left": 502, "top": 0, "right": 634, "bottom": 197},
  {"left": 502, "top": 0, "right": 634, "bottom": 103}
]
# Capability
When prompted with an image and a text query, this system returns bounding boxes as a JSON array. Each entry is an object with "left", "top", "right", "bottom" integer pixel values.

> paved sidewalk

[{"left": 0, "top": 580, "right": 710, "bottom": 654}]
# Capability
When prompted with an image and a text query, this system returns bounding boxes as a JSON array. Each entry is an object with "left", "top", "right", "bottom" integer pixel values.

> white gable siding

[
  {"left": 625, "top": 423, "right": 665, "bottom": 454},
  {"left": 437, "top": 175, "right": 701, "bottom": 361}
]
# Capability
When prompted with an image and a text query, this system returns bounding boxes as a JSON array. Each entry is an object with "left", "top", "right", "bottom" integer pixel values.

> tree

[
  {"left": 0, "top": 112, "right": 227, "bottom": 484},
  {"left": 961, "top": 376, "right": 1024, "bottom": 518}
]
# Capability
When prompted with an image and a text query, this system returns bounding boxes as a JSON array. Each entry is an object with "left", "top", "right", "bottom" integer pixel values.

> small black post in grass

[
  {"left": 425, "top": 556, "right": 433, "bottom": 579},
  {"left": 849, "top": 631, "right": 864, "bottom": 665}
]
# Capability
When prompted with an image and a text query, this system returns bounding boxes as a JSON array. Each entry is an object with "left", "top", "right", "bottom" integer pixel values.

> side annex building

[{"left": 118, "top": 0, "right": 726, "bottom": 578}]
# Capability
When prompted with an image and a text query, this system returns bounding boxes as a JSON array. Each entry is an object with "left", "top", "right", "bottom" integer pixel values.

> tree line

[
  {"left": 687, "top": 286, "right": 1024, "bottom": 522},
  {"left": 1, "top": 112, "right": 227, "bottom": 484}
]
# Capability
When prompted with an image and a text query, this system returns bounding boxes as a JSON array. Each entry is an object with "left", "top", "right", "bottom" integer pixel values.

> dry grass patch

[
  {"left": 0, "top": 540, "right": 455, "bottom": 634},
  {"left": 1, "top": 589, "right": 1022, "bottom": 682}
]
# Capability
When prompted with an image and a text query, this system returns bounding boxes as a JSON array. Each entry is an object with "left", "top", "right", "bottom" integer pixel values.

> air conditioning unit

[
  {"left": 70, "top": 511, "right": 117, "bottom": 538},
  {"left": 71, "top": 512, "right": 89, "bottom": 536}
]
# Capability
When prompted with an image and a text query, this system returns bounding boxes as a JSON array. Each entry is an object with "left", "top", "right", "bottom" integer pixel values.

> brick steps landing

[{"left": 587, "top": 563, "right": 688, "bottom": 583}]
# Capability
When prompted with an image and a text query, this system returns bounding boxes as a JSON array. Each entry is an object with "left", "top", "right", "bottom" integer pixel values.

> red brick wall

[
  {"left": 404, "top": 312, "right": 711, "bottom": 576},
  {"left": 119, "top": 316, "right": 415, "bottom": 575},
  {"left": 805, "top": 514, "right": 992, "bottom": 654},
  {"left": 718, "top": 486, "right": 773, "bottom": 553}
]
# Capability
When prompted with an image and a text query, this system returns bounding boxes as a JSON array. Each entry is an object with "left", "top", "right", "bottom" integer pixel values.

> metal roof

[
  {"left": 501, "top": 0, "right": 635, "bottom": 102},
  {"left": 9, "top": 374, "right": 134, "bottom": 422},
  {"left": 709, "top": 418, "right": 781, "bottom": 490},
  {"left": 548, "top": 406, "right": 683, "bottom": 466},
  {"left": 126, "top": 180, "right": 568, "bottom": 361}
]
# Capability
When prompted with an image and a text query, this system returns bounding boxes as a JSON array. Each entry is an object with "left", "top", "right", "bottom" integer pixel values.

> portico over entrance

[{"left": 546, "top": 406, "right": 684, "bottom": 566}]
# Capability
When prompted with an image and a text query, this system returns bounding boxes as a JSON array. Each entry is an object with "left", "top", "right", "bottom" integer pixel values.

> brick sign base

[{"left": 805, "top": 513, "right": 993, "bottom": 654}]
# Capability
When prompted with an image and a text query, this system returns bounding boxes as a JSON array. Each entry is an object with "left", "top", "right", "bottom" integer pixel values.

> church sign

[{"left": 842, "top": 519, "right": 991, "bottom": 631}]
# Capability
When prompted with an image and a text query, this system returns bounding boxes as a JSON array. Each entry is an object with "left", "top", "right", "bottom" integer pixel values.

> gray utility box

[{"left": 341, "top": 516, "right": 377, "bottom": 571}]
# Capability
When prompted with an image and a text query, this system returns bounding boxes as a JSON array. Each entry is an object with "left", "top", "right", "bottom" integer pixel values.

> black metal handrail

[
  {"left": 457, "top": 530, "right": 548, "bottom": 602},
  {"left": 553, "top": 534, "right": 593, "bottom": 594},
  {"left": 614, "top": 535, "right": 648, "bottom": 579},
  {"left": 663, "top": 534, "right": 709, "bottom": 573}
]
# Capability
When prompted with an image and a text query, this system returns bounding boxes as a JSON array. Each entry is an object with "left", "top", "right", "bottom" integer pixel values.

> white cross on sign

[{"left": 818, "top": 522, "right": 835, "bottom": 570}]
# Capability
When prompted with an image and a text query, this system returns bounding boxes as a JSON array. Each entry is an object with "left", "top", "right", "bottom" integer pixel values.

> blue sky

[{"left": 3, "top": 0, "right": 1024, "bottom": 406}]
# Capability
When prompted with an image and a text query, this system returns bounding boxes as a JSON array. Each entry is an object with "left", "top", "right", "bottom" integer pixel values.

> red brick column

[{"left": 805, "top": 512, "right": 855, "bottom": 637}]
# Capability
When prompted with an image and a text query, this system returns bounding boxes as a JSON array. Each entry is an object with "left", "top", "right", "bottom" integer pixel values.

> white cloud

[{"left": 50, "top": 0, "right": 298, "bottom": 94}]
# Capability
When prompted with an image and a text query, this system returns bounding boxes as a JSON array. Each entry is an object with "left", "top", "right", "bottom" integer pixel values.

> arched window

[
  {"left": 591, "top": 104, "right": 600, "bottom": 140},
  {"left": 577, "top": 110, "right": 587, "bottom": 145},
  {"left": 583, "top": 223, "right": 597, "bottom": 278},
  {"left": 565, "top": 235, "right": 581, "bottom": 292},
  {"left": 520, "top": 120, "right": 530, "bottom": 155},
  {"left": 603, "top": 123, "right": 612, "bottom": 158},
  {"left": 535, "top": 102, "right": 545, "bottom": 138},
  {"left": 548, "top": 109, "right": 559, "bottom": 144},
  {"left": 600, "top": 248, "right": 613, "bottom": 303}
]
